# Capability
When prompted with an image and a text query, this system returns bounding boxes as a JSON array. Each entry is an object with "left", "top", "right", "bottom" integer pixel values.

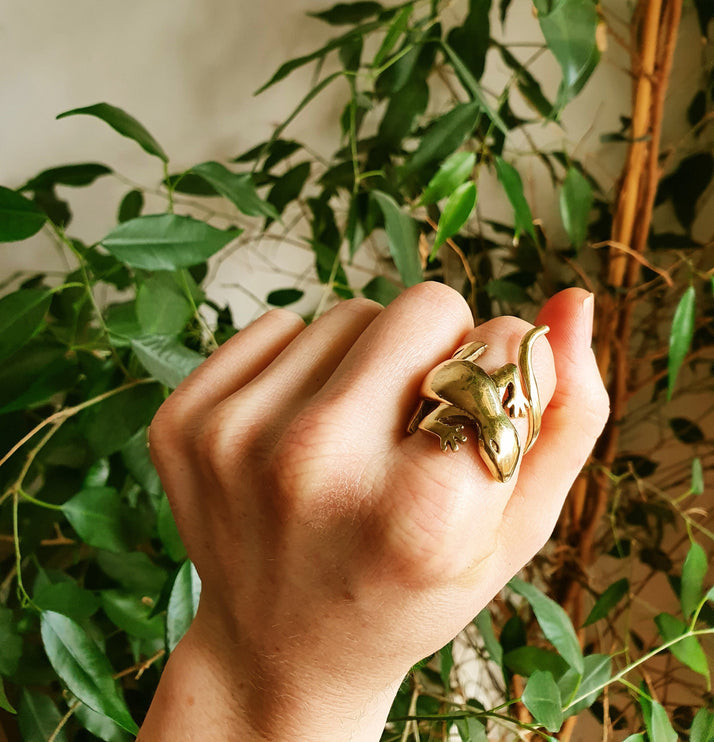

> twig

[{"left": 47, "top": 700, "right": 81, "bottom": 742}]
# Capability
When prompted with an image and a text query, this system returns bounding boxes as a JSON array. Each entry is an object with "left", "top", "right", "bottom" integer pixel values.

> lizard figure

[{"left": 407, "top": 325, "right": 549, "bottom": 483}]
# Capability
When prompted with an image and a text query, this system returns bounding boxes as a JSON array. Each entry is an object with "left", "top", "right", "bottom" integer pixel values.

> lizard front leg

[{"left": 418, "top": 403, "right": 469, "bottom": 452}]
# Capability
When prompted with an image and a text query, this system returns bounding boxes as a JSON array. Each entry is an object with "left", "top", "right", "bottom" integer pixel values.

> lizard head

[{"left": 478, "top": 419, "right": 521, "bottom": 483}]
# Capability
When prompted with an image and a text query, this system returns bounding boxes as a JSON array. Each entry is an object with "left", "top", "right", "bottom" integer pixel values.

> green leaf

[
  {"left": 121, "top": 426, "right": 162, "bottom": 497},
  {"left": 266, "top": 162, "right": 311, "bottom": 217},
  {"left": 440, "top": 641, "right": 454, "bottom": 689},
  {"left": 495, "top": 157, "right": 535, "bottom": 240},
  {"left": 522, "top": 670, "right": 563, "bottom": 732},
  {"left": 267, "top": 288, "right": 304, "bottom": 307},
  {"left": 158, "top": 496, "right": 187, "bottom": 563},
  {"left": 167, "top": 561, "right": 202, "bottom": 652},
  {"left": 440, "top": 41, "right": 508, "bottom": 135},
  {"left": 681, "top": 541, "right": 707, "bottom": 618},
  {"left": 61, "top": 487, "right": 137, "bottom": 553},
  {"left": 57, "top": 102, "right": 168, "bottom": 162},
  {"left": 0, "top": 186, "right": 48, "bottom": 241},
  {"left": 96, "top": 550, "right": 167, "bottom": 596},
  {"left": 309, "top": 1, "right": 383, "bottom": 25},
  {"left": 509, "top": 577, "right": 584, "bottom": 673},
  {"left": 447, "top": 0, "right": 491, "bottom": 83},
  {"left": 641, "top": 695, "right": 677, "bottom": 742},
  {"left": 20, "top": 163, "right": 113, "bottom": 191},
  {"left": 655, "top": 613, "right": 710, "bottom": 679},
  {"left": 498, "top": 46, "right": 554, "bottom": 118},
  {"left": 420, "top": 151, "right": 476, "bottom": 206},
  {"left": 583, "top": 578, "right": 629, "bottom": 627},
  {"left": 474, "top": 609, "right": 503, "bottom": 667},
  {"left": 74, "top": 700, "right": 133, "bottom": 742},
  {"left": 504, "top": 646, "right": 569, "bottom": 678},
  {"left": 372, "top": 191, "right": 422, "bottom": 287},
  {"left": 376, "top": 77, "right": 429, "bottom": 149},
  {"left": 691, "top": 457, "right": 704, "bottom": 495},
  {"left": 271, "top": 72, "right": 345, "bottom": 144},
  {"left": 0, "top": 341, "right": 74, "bottom": 412},
  {"left": 373, "top": 6, "right": 412, "bottom": 67},
  {"left": 486, "top": 278, "right": 529, "bottom": 304},
  {"left": 668, "top": 416, "right": 704, "bottom": 444},
  {"left": 561, "top": 654, "right": 611, "bottom": 715},
  {"left": 40, "top": 611, "right": 138, "bottom": 734},
  {"left": 80, "top": 383, "right": 162, "bottom": 458},
  {"left": 0, "top": 606, "right": 23, "bottom": 677},
  {"left": 667, "top": 285, "right": 696, "bottom": 400},
  {"left": 100, "top": 590, "right": 165, "bottom": 640},
  {"left": 131, "top": 334, "right": 204, "bottom": 388},
  {"left": 101, "top": 214, "right": 240, "bottom": 271},
  {"left": 658, "top": 153, "right": 714, "bottom": 230},
  {"left": 0, "top": 678, "right": 14, "bottom": 714},
  {"left": 431, "top": 181, "right": 477, "bottom": 258},
  {"left": 18, "top": 690, "right": 66, "bottom": 742},
  {"left": 454, "top": 716, "right": 487, "bottom": 741},
  {"left": 117, "top": 189, "right": 144, "bottom": 223},
  {"left": 256, "top": 19, "right": 383, "bottom": 93},
  {"left": 621, "top": 736, "right": 645, "bottom": 742},
  {"left": 400, "top": 101, "right": 480, "bottom": 179},
  {"left": 34, "top": 581, "right": 100, "bottom": 623},
  {"left": 361, "top": 276, "right": 401, "bottom": 306},
  {"left": 136, "top": 272, "right": 194, "bottom": 335},
  {"left": 559, "top": 167, "right": 592, "bottom": 249},
  {"left": 0, "top": 289, "right": 51, "bottom": 363},
  {"left": 691, "top": 708, "right": 714, "bottom": 742},
  {"left": 533, "top": 0, "right": 600, "bottom": 111},
  {"left": 189, "top": 162, "right": 280, "bottom": 220}
]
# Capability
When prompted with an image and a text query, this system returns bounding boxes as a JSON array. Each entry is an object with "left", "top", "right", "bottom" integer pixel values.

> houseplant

[{"left": 0, "top": 0, "right": 712, "bottom": 739}]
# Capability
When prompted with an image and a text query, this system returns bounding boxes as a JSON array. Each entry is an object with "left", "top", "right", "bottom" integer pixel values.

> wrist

[{"left": 138, "top": 605, "right": 401, "bottom": 742}]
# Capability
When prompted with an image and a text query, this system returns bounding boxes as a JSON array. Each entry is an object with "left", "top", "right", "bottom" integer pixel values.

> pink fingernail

[{"left": 583, "top": 293, "right": 594, "bottom": 346}]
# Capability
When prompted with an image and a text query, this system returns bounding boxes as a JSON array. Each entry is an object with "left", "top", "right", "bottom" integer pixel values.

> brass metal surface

[{"left": 408, "top": 326, "right": 549, "bottom": 483}]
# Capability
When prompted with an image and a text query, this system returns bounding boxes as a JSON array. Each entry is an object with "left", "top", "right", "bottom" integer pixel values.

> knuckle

[
  {"left": 262, "top": 307, "right": 306, "bottom": 331},
  {"left": 408, "top": 281, "right": 472, "bottom": 324},
  {"left": 193, "top": 401, "right": 252, "bottom": 485},
  {"left": 338, "top": 296, "right": 383, "bottom": 317}
]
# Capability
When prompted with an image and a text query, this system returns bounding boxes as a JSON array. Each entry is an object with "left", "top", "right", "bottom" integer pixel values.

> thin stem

[
  {"left": 0, "top": 378, "right": 156, "bottom": 474},
  {"left": 52, "top": 225, "right": 131, "bottom": 378},
  {"left": 12, "top": 492, "right": 33, "bottom": 606},
  {"left": 163, "top": 161, "right": 175, "bottom": 213},
  {"left": 180, "top": 269, "right": 218, "bottom": 351},
  {"left": 18, "top": 489, "right": 64, "bottom": 512},
  {"left": 47, "top": 700, "right": 81, "bottom": 742},
  {"left": 564, "top": 628, "right": 714, "bottom": 711}
]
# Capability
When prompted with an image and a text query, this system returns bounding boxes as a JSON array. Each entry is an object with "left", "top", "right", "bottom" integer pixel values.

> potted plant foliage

[{"left": 0, "top": 1, "right": 712, "bottom": 739}]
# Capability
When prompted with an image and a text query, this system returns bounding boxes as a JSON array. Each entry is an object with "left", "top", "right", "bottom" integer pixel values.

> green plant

[{"left": 1, "top": 0, "right": 713, "bottom": 740}]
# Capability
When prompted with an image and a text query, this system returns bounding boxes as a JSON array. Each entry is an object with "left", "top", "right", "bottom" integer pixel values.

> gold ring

[{"left": 407, "top": 326, "right": 548, "bottom": 483}]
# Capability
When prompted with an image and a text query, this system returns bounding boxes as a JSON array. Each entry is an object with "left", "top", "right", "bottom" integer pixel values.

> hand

[{"left": 139, "top": 283, "right": 608, "bottom": 741}]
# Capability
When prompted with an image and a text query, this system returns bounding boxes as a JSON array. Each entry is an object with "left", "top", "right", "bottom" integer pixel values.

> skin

[{"left": 138, "top": 282, "right": 609, "bottom": 742}]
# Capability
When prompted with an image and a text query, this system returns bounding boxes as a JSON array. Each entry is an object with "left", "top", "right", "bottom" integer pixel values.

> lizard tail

[{"left": 519, "top": 325, "right": 549, "bottom": 453}]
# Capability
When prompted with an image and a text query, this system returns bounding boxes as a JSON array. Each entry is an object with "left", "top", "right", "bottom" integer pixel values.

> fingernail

[{"left": 582, "top": 293, "right": 594, "bottom": 347}]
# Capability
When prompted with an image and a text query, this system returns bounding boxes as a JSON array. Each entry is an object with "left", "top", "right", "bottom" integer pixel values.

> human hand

[{"left": 139, "top": 283, "right": 608, "bottom": 741}]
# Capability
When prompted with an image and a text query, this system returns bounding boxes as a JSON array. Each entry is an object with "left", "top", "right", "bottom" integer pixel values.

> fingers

[
  {"left": 151, "top": 309, "right": 306, "bottom": 437},
  {"left": 372, "top": 315, "right": 556, "bottom": 584},
  {"left": 497, "top": 289, "right": 609, "bottom": 569},
  {"left": 313, "top": 282, "right": 476, "bottom": 445},
  {"left": 218, "top": 298, "right": 383, "bottom": 417}
]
